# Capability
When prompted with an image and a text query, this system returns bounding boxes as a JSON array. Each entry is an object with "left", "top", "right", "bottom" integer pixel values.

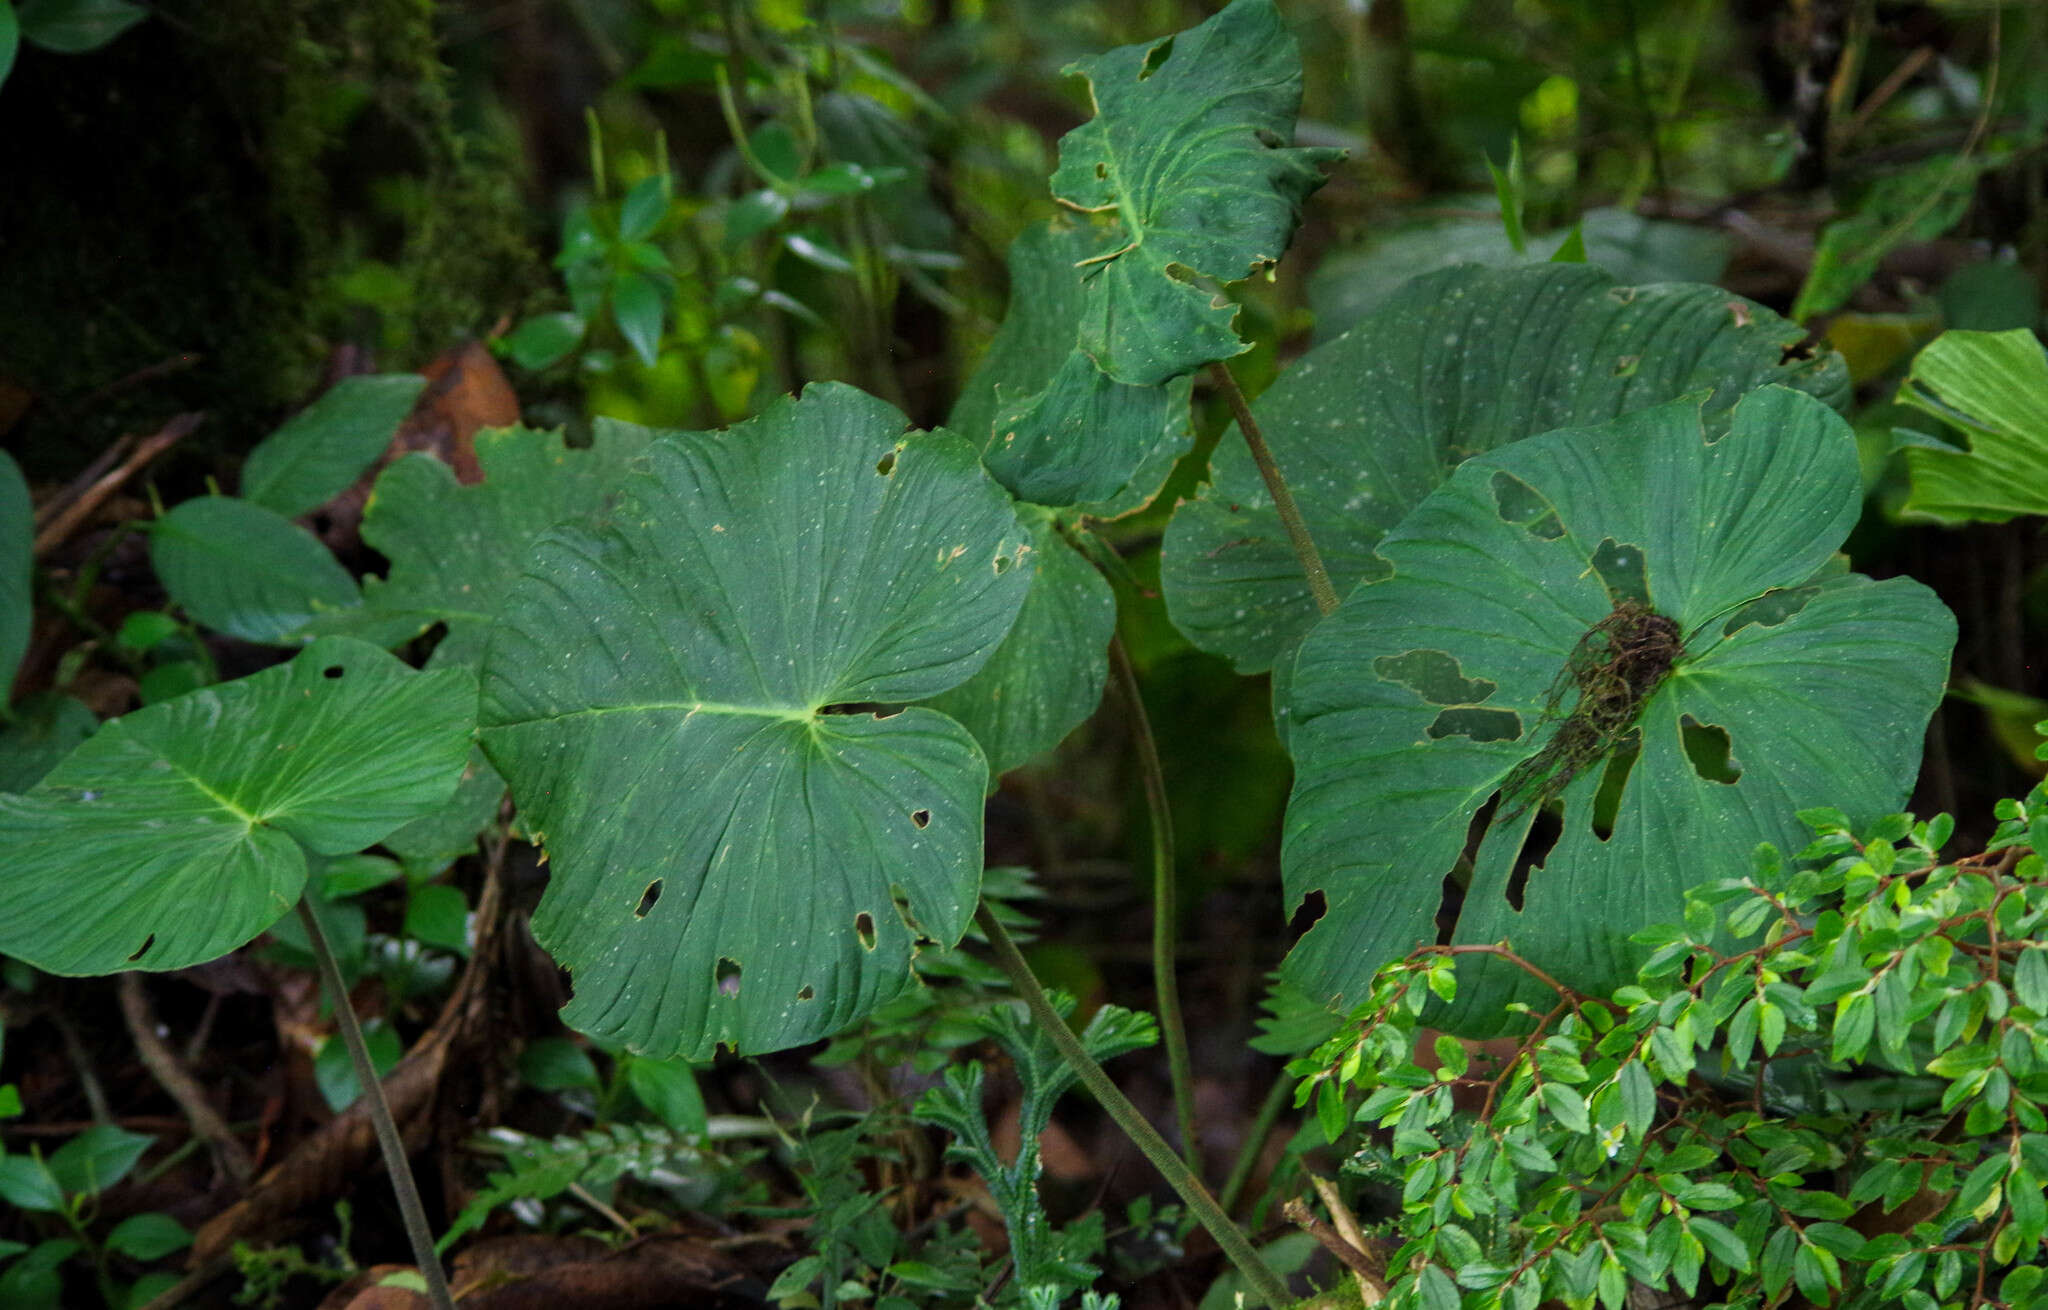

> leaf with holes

[
  {"left": 1895, "top": 329, "right": 2048, "bottom": 524},
  {"left": 322, "top": 422, "right": 653, "bottom": 666},
  {"left": 1163, "top": 263, "right": 1850, "bottom": 674},
  {"left": 951, "top": 220, "right": 1193, "bottom": 513},
  {"left": 1280, "top": 387, "right": 1953, "bottom": 1033},
  {"left": 479, "top": 384, "right": 1034, "bottom": 1059},
  {"left": 1049, "top": 0, "right": 1340, "bottom": 386},
  {"left": 0, "top": 638, "right": 474, "bottom": 974}
]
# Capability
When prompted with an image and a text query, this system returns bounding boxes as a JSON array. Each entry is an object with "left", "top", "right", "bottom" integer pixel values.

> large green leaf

[
  {"left": 1163, "top": 263, "right": 1851, "bottom": 673},
  {"left": 0, "top": 638, "right": 475, "bottom": 974},
  {"left": 1280, "top": 388, "right": 1954, "bottom": 1031},
  {"left": 479, "top": 385, "right": 1034, "bottom": 1059},
  {"left": 1894, "top": 329, "right": 2048, "bottom": 523},
  {"left": 1048, "top": 0, "right": 1339, "bottom": 386},
  {"left": 1792, "top": 153, "right": 2001, "bottom": 322},
  {"left": 0, "top": 451, "right": 28, "bottom": 701},
  {"left": 951, "top": 221, "right": 1193, "bottom": 513},
  {"left": 240, "top": 374, "right": 426, "bottom": 519},
  {"left": 150, "top": 497, "right": 361, "bottom": 645},
  {"left": 335, "top": 422, "right": 653, "bottom": 666},
  {"left": 924, "top": 509, "right": 1114, "bottom": 778}
]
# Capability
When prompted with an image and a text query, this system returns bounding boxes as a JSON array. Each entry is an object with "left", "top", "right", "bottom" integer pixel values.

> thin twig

[
  {"left": 975, "top": 906, "right": 1292, "bottom": 1308},
  {"left": 33, "top": 413, "right": 201, "bottom": 558},
  {"left": 1283, "top": 1196, "right": 1387, "bottom": 1300},
  {"left": 117, "top": 975, "right": 254, "bottom": 1186},
  {"left": 1109, "top": 635, "right": 1200, "bottom": 1174},
  {"left": 296, "top": 899, "right": 456, "bottom": 1310},
  {"left": 32, "top": 434, "right": 135, "bottom": 531},
  {"left": 1206, "top": 363, "right": 1339, "bottom": 617}
]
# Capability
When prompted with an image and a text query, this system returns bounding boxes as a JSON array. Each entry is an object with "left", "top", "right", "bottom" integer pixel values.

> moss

[{"left": 0, "top": 0, "right": 544, "bottom": 483}]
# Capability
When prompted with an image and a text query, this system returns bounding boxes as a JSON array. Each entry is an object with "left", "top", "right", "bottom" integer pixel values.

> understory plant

[
  {"left": 1297, "top": 778, "right": 2048, "bottom": 1310},
  {"left": 0, "top": 0, "right": 2017, "bottom": 1307}
]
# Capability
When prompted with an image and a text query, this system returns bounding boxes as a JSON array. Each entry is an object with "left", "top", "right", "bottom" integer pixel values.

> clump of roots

[{"left": 1500, "top": 600, "right": 1683, "bottom": 819}]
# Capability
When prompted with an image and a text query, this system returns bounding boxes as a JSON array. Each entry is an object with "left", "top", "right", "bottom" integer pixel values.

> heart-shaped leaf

[
  {"left": 479, "top": 384, "right": 1034, "bottom": 1059},
  {"left": 1049, "top": 0, "right": 1340, "bottom": 386},
  {"left": 1281, "top": 388, "right": 1953, "bottom": 1030},
  {"left": 0, "top": 638, "right": 475, "bottom": 974},
  {"left": 1164, "top": 263, "right": 1851, "bottom": 673}
]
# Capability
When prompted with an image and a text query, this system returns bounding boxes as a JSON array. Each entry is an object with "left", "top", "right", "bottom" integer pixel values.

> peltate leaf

[
  {"left": 1895, "top": 329, "right": 2048, "bottom": 523},
  {"left": 1281, "top": 388, "right": 1953, "bottom": 1032},
  {"left": 335, "top": 422, "right": 653, "bottom": 666},
  {"left": 1048, "top": 0, "right": 1339, "bottom": 385},
  {"left": 924, "top": 509, "right": 1114, "bottom": 778},
  {"left": 951, "top": 221, "right": 1192, "bottom": 513},
  {"left": 479, "top": 384, "right": 1034, "bottom": 1059},
  {"left": 0, "top": 451, "right": 28, "bottom": 700},
  {"left": 1164, "top": 263, "right": 1851, "bottom": 673},
  {"left": 0, "top": 638, "right": 475, "bottom": 974},
  {"left": 150, "top": 496, "right": 361, "bottom": 645},
  {"left": 240, "top": 374, "right": 426, "bottom": 519}
]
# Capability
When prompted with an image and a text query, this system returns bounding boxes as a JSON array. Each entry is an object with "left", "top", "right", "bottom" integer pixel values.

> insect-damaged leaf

[
  {"left": 479, "top": 384, "right": 1034, "bottom": 1059},
  {"left": 1280, "top": 388, "right": 1953, "bottom": 1033},
  {"left": 0, "top": 639, "right": 474, "bottom": 974},
  {"left": 1163, "top": 263, "right": 1850, "bottom": 675},
  {"left": 1049, "top": 0, "right": 1340, "bottom": 386}
]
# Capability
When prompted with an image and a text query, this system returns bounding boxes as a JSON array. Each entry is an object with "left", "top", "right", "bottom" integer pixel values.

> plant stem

[
  {"left": 296, "top": 898, "right": 455, "bottom": 1310},
  {"left": 974, "top": 906, "right": 1292, "bottom": 1309},
  {"left": 1108, "top": 635, "right": 1201, "bottom": 1176},
  {"left": 1218, "top": 1068, "right": 1294, "bottom": 1218},
  {"left": 1207, "top": 362, "right": 1339, "bottom": 618}
]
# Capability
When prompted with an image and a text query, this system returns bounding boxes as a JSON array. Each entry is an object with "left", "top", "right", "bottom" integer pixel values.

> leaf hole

[
  {"left": 1095, "top": 162, "right": 1108, "bottom": 180},
  {"left": 1505, "top": 807, "right": 1562, "bottom": 911},
  {"left": 635, "top": 879, "right": 663, "bottom": 918},
  {"left": 1589, "top": 538, "right": 1649, "bottom": 607},
  {"left": 796, "top": 985, "right": 815, "bottom": 1002},
  {"left": 1589, "top": 734, "right": 1641, "bottom": 841},
  {"left": 322, "top": 665, "right": 345, "bottom": 680},
  {"left": 855, "top": 912, "right": 876, "bottom": 950},
  {"left": 1375, "top": 649, "right": 1496, "bottom": 706},
  {"left": 870, "top": 706, "right": 904, "bottom": 721},
  {"left": 1780, "top": 338, "right": 1817, "bottom": 364},
  {"left": 875, "top": 451, "right": 897, "bottom": 476},
  {"left": 1489, "top": 471, "right": 1562, "bottom": 539},
  {"left": 1286, "top": 889, "right": 1327, "bottom": 939},
  {"left": 128, "top": 934, "right": 155, "bottom": 963},
  {"left": 1720, "top": 586, "right": 1817, "bottom": 638},
  {"left": 910, "top": 808, "right": 930, "bottom": 829},
  {"left": 715, "top": 957, "right": 742, "bottom": 997},
  {"left": 1680, "top": 715, "right": 1742, "bottom": 785},
  {"left": 994, "top": 554, "right": 1013, "bottom": 575},
  {"left": 1426, "top": 707, "right": 1523, "bottom": 743},
  {"left": 1138, "top": 34, "right": 1175, "bottom": 80}
]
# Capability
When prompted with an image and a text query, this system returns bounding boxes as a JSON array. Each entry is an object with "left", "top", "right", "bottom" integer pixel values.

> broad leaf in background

[
  {"left": 0, "top": 695, "right": 95, "bottom": 793},
  {"left": 951, "top": 222, "right": 1192, "bottom": 511},
  {"left": 151, "top": 497, "right": 361, "bottom": 645},
  {"left": 14, "top": 0, "right": 143, "bottom": 54},
  {"left": 0, "top": 3, "right": 16, "bottom": 97},
  {"left": 0, "top": 638, "right": 474, "bottom": 974},
  {"left": 1307, "top": 208, "right": 1736, "bottom": 341},
  {"left": 239, "top": 374, "right": 426, "bottom": 518},
  {"left": 338, "top": 422, "right": 653, "bottom": 666},
  {"left": 924, "top": 509, "right": 1115, "bottom": 778},
  {"left": 0, "top": 452, "right": 27, "bottom": 701},
  {"left": 1793, "top": 152, "right": 2002, "bottom": 321},
  {"left": 1281, "top": 388, "right": 1954, "bottom": 1032},
  {"left": 1048, "top": 0, "right": 1340, "bottom": 385},
  {"left": 1164, "top": 263, "right": 1851, "bottom": 674},
  {"left": 1894, "top": 328, "right": 2048, "bottom": 523},
  {"left": 480, "top": 384, "right": 1033, "bottom": 1059}
]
